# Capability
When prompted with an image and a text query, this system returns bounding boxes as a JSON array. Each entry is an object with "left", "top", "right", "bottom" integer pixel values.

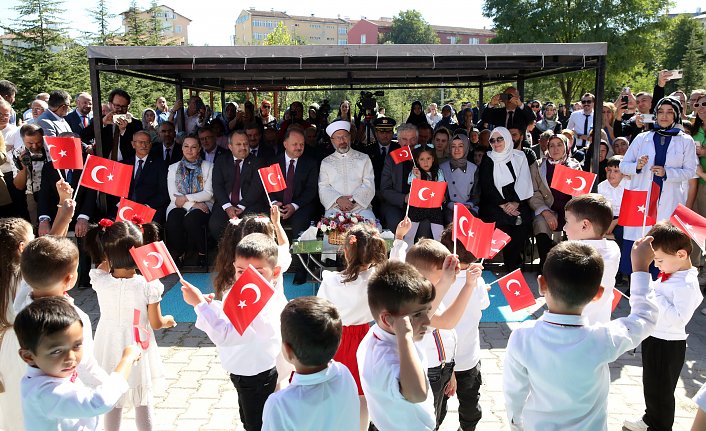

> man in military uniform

[{"left": 363, "top": 117, "right": 398, "bottom": 217}]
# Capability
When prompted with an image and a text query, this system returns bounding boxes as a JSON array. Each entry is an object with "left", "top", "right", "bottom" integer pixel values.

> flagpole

[
  {"left": 452, "top": 204, "right": 458, "bottom": 256},
  {"left": 673, "top": 213, "right": 706, "bottom": 254},
  {"left": 641, "top": 173, "right": 654, "bottom": 237},
  {"left": 162, "top": 241, "right": 184, "bottom": 280},
  {"left": 71, "top": 154, "right": 90, "bottom": 202},
  {"left": 480, "top": 258, "right": 485, "bottom": 265},
  {"left": 615, "top": 288, "right": 630, "bottom": 300},
  {"left": 257, "top": 170, "right": 274, "bottom": 207},
  {"left": 56, "top": 168, "right": 65, "bottom": 181}
]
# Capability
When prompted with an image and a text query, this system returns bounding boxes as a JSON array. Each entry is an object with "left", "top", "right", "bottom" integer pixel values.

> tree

[
  {"left": 678, "top": 33, "right": 706, "bottom": 94},
  {"left": 122, "top": 0, "right": 150, "bottom": 46},
  {"left": 85, "top": 0, "right": 117, "bottom": 45},
  {"left": 483, "top": 0, "right": 669, "bottom": 105},
  {"left": 381, "top": 10, "right": 439, "bottom": 44},
  {"left": 262, "top": 22, "right": 302, "bottom": 46},
  {"left": 662, "top": 14, "right": 705, "bottom": 70},
  {"left": 146, "top": 1, "right": 170, "bottom": 46}
]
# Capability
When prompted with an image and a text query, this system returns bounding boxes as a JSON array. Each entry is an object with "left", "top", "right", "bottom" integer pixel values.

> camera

[
  {"left": 357, "top": 91, "right": 385, "bottom": 118},
  {"left": 500, "top": 93, "right": 513, "bottom": 102},
  {"left": 319, "top": 99, "right": 331, "bottom": 121}
]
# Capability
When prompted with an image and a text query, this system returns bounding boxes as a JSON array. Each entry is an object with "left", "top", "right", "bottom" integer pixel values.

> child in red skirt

[{"left": 317, "top": 223, "right": 388, "bottom": 431}]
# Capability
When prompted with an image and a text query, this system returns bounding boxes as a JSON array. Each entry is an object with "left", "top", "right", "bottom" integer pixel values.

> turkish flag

[
  {"left": 45, "top": 136, "right": 83, "bottom": 170},
  {"left": 670, "top": 204, "right": 706, "bottom": 253},
  {"left": 497, "top": 269, "right": 536, "bottom": 312},
  {"left": 223, "top": 265, "right": 276, "bottom": 335},
  {"left": 648, "top": 182, "right": 660, "bottom": 221},
  {"left": 550, "top": 163, "right": 597, "bottom": 196},
  {"left": 454, "top": 203, "right": 495, "bottom": 258},
  {"left": 117, "top": 198, "right": 156, "bottom": 223},
  {"left": 258, "top": 163, "right": 287, "bottom": 193},
  {"left": 129, "top": 241, "right": 178, "bottom": 282},
  {"left": 79, "top": 155, "right": 132, "bottom": 198},
  {"left": 408, "top": 178, "right": 446, "bottom": 208},
  {"left": 617, "top": 189, "right": 656, "bottom": 227},
  {"left": 390, "top": 146, "right": 413, "bottom": 164},
  {"left": 611, "top": 288, "right": 623, "bottom": 313},
  {"left": 488, "top": 228, "right": 512, "bottom": 259},
  {"left": 133, "top": 309, "right": 150, "bottom": 350}
]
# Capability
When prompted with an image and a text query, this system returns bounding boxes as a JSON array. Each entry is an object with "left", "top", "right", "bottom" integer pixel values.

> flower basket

[
  {"left": 317, "top": 213, "right": 372, "bottom": 245},
  {"left": 327, "top": 229, "right": 345, "bottom": 245}
]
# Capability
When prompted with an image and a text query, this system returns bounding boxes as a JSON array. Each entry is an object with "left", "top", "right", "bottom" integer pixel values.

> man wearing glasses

[
  {"left": 567, "top": 92, "right": 595, "bottom": 152},
  {"left": 81, "top": 88, "right": 143, "bottom": 161},
  {"left": 35, "top": 90, "right": 73, "bottom": 138},
  {"left": 481, "top": 87, "right": 535, "bottom": 135}
]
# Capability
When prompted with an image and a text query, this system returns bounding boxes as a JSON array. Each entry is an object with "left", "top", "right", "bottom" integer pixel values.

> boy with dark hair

[
  {"left": 563, "top": 193, "right": 620, "bottom": 324},
  {"left": 358, "top": 261, "right": 436, "bottom": 430},
  {"left": 262, "top": 296, "right": 359, "bottom": 431},
  {"left": 181, "top": 232, "right": 286, "bottom": 431},
  {"left": 505, "top": 239, "right": 658, "bottom": 431},
  {"left": 597, "top": 155, "right": 628, "bottom": 283},
  {"left": 624, "top": 222, "right": 704, "bottom": 431},
  {"left": 15, "top": 297, "right": 140, "bottom": 431}
]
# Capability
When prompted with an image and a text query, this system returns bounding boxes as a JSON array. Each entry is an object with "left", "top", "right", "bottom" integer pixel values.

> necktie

[
  {"left": 110, "top": 126, "right": 120, "bottom": 161},
  {"left": 82, "top": 115, "right": 88, "bottom": 128},
  {"left": 251, "top": 149, "right": 258, "bottom": 157},
  {"left": 135, "top": 159, "right": 144, "bottom": 182},
  {"left": 231, "top": 159, "right": 241, "bottom": 206},
  {"left": 582, "top": 114, "right": 590, "bottom": 148},
  {"left": 381, "top": 147, "right": 386, "bottom": 158},
  {"left": 506, "top": 111, "right": 514, "bottom": 129},
  {"left": 283, "top": 159, "right": 295, "bottom": 204},
  {"left": 165, "top": 148, "right": 171, "bottom": 162},
  {"left": 65, "top": 170, "right": 73, "bottom": 184}
]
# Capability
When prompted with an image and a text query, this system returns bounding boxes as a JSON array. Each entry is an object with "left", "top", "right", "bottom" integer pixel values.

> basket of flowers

[{"left": 317, "top": 213, "right": 369, "bottom": 245}]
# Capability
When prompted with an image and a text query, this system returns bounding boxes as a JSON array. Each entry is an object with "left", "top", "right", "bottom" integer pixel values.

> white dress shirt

[
  {"left": 651, "top": 267, "right": 703, "bottom": 340},
  {"left": 21, "top": 367, "right": 128, "bottom": 431},
  {"left": 597, "top": 178, "right": 630, "bottom": 216},
  {"left": 318, "top": 149, "right": 375, "bottom": 217},
  {"left": 0, "top": 124, "right": 22, "bottom": 174},
  {"left": 357, "top": 324, "right": 436, "bottom": 431},
  {"left": 283, "top": 154, "right": 300, "bottom": 210},
  {"left": 317, "top": 267, "right": 375, "bottom": 325},
  {"left": 578, "top": 239, "right": 620, "bottom": 325},
  {"left": 566, "top": 110, "right": 594, "bottom": 149},
  {"left": 133, "top": 155, "right": 148, "bottom": 178},
  {"left": 262, "top": 361, "right": 360, "bottom": 431},
  {"left": 420, "top": 324, "right": 457, "bottom": 369},
  {"left": 503, "top": 272, "right": 658, "bottom": 431}
]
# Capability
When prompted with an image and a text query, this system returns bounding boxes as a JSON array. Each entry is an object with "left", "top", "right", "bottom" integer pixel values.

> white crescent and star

[
  {"left": 240, "top": 283, "right": 262, "bottom": 304},
  {"left": 91, "top": 165, "right": 107, "bottom": 184},
  {"left": 59, "top": 150, "right": 67, "bottom": 157},
  {"left": 571, "top": 176, "right": 587, "bottom": 192},
  {"left": 506, "top": 279, "right": 521, "bottom": 296},
  {"left": 47, "top": 144, "right": 56, "bottom": 154},
  {"left": 118, "top": 206, "right": 134, "bottom": 221},
  {"left": 267, "top": 173, "right": 278, "bottom": 186},
  {"left": 490, "top": 238, "right": 508, "bottom": 253},
  {"left": 458, "top": 216, "right": 469, "bottom": 236},
  {"left": 400, "top": 149, "right": 409, "bottom": 158},
  {"left": 146, "top": 252, "right": 164, "bottom": 269},
  {"left": 418, "top": 187, "right": 430, "bottom": 201},
  {"left": 637, "top": 205, "right": 646, "bottom": 213}
]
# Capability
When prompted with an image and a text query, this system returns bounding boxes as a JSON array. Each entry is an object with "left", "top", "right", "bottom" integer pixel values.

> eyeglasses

[
  {"left": 530, "top": 104, "right": 540, "bottom": 108},
  {"left": 489, "top": 136, "right": 505, "bottom": 144},
  {"left": 693, "top": 102, "right": 706, "bottom": 108},
  {"left": 112, "top": 103, "right": 129, "bottom": 110},
  {"left": 262, "top": 105, "right": 271, "bottom": 109},
  {"left": 581, "top": 100, "right": 593, "bottom": 105},
  {"left": 413, "top": 143, "right": 434, "bottom": 149}
]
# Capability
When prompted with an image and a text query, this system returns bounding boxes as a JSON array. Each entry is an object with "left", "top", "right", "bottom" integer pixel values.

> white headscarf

[{"left": 486, "top": 127, "right": 534, "bottom": 200}]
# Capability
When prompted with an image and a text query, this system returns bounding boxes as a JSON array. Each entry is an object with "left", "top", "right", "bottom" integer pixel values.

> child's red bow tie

[{"left": 658, "top": 271, "right": 672, "bottom": 282}]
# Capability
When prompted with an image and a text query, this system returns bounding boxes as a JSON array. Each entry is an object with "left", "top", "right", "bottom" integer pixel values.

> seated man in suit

[
  {"left": 363, "top": 116, "right": 398, "bottom": 217},
  {"left": 150, "top": 120, "right": 182, "bottom": 165},
  {"left": 35, "top": 90, "right": 73, "bottom": 137},
  {"left": 65, "top": 92, "right": 93, "bottom": 136},
  {"left": 81, "top": 88, "right": 142, "bottom": 161},
  {"left": 209, "top": 129, "right": 269, "bottom": 238},
  {"left": 124, "top": 131, "right": 170, "bottom": 223},
  {"left": 244, "top": 122, "right": 275, "bottom": 160},
  {"left": 198, "top": 125, "right": 227, "bottom": 163},
  {"left": 380, "top": 123, "right": 416, "bottom": 230}
]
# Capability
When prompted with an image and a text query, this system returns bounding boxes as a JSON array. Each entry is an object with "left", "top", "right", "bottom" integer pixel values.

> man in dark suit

[
  {"left": 150, "top": 121, "right": 182, "bottom": 165},
  {"left": 209, "top": 129, "right": 269, "bottom": 238},
  {"left": 64, "top": 92, "right": 93, "bottom": 136},
  {"left": 363, "top": 116, "right": 399, "bottom": 218},
  {"left": 123, "top": 131, "right": 169, "bottom": 223},
  {"left": 198, "top": 125, "right": 227, "bottom": 163},
  {"left": 245, "top": 123, "right": 275, "bottom": 160},
  {"left": 81, "top": 88, "right": 142, "bottom": 161},
  {"left": 35, "top": 90, "right": 73, "bottom": 137},
  {"left": 380, "top": 123, "right": 416, "bottom": 230},
  {"left": 480, "top": 86, "right": 535, "bottom": 134}
]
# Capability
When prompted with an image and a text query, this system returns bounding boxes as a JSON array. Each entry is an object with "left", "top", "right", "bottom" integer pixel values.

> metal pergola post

[{"left": 591, "top": 55, "right": 607, "bottom": 186}]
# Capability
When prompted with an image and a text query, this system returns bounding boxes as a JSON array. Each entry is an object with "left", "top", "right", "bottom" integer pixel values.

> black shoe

[{"left": 293, "top": 270, "right": 308, "bottom": 285}]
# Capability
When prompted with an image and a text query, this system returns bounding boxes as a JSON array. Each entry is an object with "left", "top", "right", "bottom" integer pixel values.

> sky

[{"left": 2, "top": 0, "right": 704, "bottom": 46}]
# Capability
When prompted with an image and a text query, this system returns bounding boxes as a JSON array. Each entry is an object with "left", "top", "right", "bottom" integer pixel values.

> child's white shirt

[
  {"left": 21, "top": 366, "right": 128, "bottom": 431},
  {"left": 503, "top": 272, "right": 658, "bottom": 431},
  {"left": 652, "top": 267, "right": 703, "bottom": 340},
  {"left": 357, "top": 324, "right": 435, "bottom": 431},
  {"left": 317, "top": 267, "right": 375, "bottom": 325},
  {"left": 194, "top": 286, "right": 285, "bottom": 376},
  {"left": 579, "top": 239, "right": 620, "bottom": 325},
  {"left": 597, "top": 178, "right": 629, "bottom": 217},
  {"left": 262, "top": 361, "right": 360, "bottom": 431},
  {"left": 439, "top": 272, "right": 490, "bottom": 371},
  {"left": 389, "top": 238, "right": 407, "bottom": 262},
  {"left": 420, "top": 324, "right": 457, "bottom": 369}
]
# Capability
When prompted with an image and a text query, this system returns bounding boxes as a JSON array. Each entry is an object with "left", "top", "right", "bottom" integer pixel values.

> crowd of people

[{"left": 0, "top": 70, "right": 706, "bottom": 431}]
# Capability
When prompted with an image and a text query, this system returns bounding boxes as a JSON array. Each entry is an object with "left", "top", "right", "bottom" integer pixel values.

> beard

[{"left": 335, "top": 144, "right": 350, "bottom": 154}]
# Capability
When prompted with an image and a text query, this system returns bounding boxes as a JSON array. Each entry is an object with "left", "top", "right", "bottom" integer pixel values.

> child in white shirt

[
  {"left": 623, "top": 222, "right": 704, "bottom": 431},
  {"left": 504, "top": 239, "right": 658, "bottom": 431},
  {"left": 597, "top": 156, "right": 629, "bottom": 283},
  {"left": 262, "top": 296, "right": 359, "bottom": 431},
  {"left": 563, "top": 193, "right": 621, "bottom": 324},
  {"left": 14, "top": 297, "right": 140, "bottom": 431}
]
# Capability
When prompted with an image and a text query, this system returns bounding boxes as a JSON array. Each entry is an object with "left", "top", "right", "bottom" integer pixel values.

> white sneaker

[{"left": 623, "top": 418, "right": 648, "bottom": 431}]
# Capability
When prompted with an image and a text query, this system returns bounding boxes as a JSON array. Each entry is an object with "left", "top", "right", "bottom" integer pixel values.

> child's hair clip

[
  {"left": 349, "top": 235, "right": 358, "bottom": 245},
  {"left": 229, "top": 217, "right": 242, "bottom": 226},
  {"left": 131, "top": 215, "right": 145, "bottom": 225},
  {"left": 98, "top": 218, "right": 113, "bottom": 229}
]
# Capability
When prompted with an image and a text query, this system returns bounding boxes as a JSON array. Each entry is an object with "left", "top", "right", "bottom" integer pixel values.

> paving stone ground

[{"left": 70, "top": 272, "right": 706, "bottom": 431}]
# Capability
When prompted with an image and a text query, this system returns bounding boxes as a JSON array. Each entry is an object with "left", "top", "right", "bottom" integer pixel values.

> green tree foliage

[
  {"left": 381, "top": 10, "right": 439, "bottom": 44},
  {"left": 123, "top": 0, "right": 149, "bottom": 46},
  {"left": 261, "top": 22, "right": 303, "bottom": 46},
  {"left": 678, "top": 33, "right": 706, "bottom": 95},
  {"left": 85, "top": 0, "right": 117, "bottom": 45},
  {"left": 662, "top": 14, "right": 705, "bottom": 70},
  {"left": 483, "top": 0, "right": 669, "bottom": 105}
]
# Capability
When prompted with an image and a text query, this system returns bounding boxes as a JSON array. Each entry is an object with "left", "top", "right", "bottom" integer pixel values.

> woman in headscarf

[
  {"left": 434, "top": 104, "right": 458, "bottom": 133},
  {"left": 166, "top": 135, "right": 214, "bottom": 267},
  {"left": 406, "top": 100, "right": 428, "bottom": 127},
  {"left": 477, "top": 127, "right": 534, "bottom": 271},
  {"left": 531, "top": 133, "right": 582, "bottom": 269},
  {"left": 141, "top": 108, "right": 159, "bottom": 142},
  {"left": 440, "top": 133, "right": 478, "bottom": 224},
  {"left": 619, "top": 96, "right": 698, "bottom": 277},
  {"left": 535, "top": 103, "right": 562, "bottom": 137}
]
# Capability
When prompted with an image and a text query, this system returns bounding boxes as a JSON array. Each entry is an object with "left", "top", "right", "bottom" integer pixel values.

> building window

[
  {"left": 448, "top": 36, "right": 458, "bottom": 44},
  {"left": 254, "top": 32, "right": 266, "bottom": 40},
  {"left": 175, "top": 25, "right": 182, "bottom": 33},
  {"left": 338, "top": 27, "right": 347, "bottom": 35},
  {"left": 468, "top": 37, "right": 479, "bottom": 44},
  {"left": 360, "top": 33, "right": 367, "bottom": 44},
  {"left": 338, "top": 39, "right": 347, "bottom": 45}
]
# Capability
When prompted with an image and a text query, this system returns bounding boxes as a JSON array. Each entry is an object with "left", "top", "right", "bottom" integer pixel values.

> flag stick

[
  {"left": 257, "top": 170, "right": 274, "bottom": 207},
  {"left": 615, "top": 288, "right": 630, "bottom": 300},
  {"left": 452, "top": 204, "right": 458, "bottom": 256},
  {"left": 673, "top": 213, "right": 706, "bottom": 255},
  {"left": 71, "top": 154, "right": 90, "bottom": 201},
  {"left": 480, "top": 258, "right": 485, "bottom": 265},
  {"left": 162, "top": 241, "right": 183, "bottom": 280},
  {"left": 56, "top": 168, "right": 65, "bottom": 181},
  {"left": 405, "top": 201, "right": 410, "bottom": 219},
  {"left": 641, "top": 173, "right": 654, "bottom": 237}
]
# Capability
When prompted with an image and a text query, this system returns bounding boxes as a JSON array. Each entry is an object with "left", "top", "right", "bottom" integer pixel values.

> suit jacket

[
  {"left": 250, "top": 145, "right": 275, "bottom": 161},
  {"left": 36, "top": 110, "right": 73, "bottom": 137},
  {"left": 38, "top": 163, "right": 97, "bottom": 222},
  {"left": 364, "top": 142, "right": 400, "bottom": 190},
  {"left": 269, "top": 154, "right": 319, "bottom": 211},
  {"left": 123, "top": 154, "right": 169, "bottom": 222},
  {"left": 212, "top": 153, "right": 269, "bottom": 215},
  {"left": 150, "top": 143, "right": 183, "bottom": 166},
  {"left": 481, "top": 104, "right": 535, "bottom": 132},
  {"left": 380, "top": 156, "right": 413, "bottom": 209},
  {"left": 64, "top": 110, "right": 91, "bottom": 135},
  {"left": 81, "top": 117, "right": 143, "bottom": 161},
  {"left": 200, "top": 145, "right": 228, "bottom": 163}
]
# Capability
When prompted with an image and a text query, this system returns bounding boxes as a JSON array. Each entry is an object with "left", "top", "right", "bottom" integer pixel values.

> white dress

[{"left": 90, "top": 269, "right": 165, "bottom": 408}]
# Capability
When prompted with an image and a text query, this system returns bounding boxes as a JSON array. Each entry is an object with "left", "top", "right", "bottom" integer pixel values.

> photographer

[
  {"left": 480, "top": 87, "right": 535, "bottom": 134},
  {"left": 12, "top": 124, "right": 48, "bottom": 225},
  {"left": 355, "top": 91, "right": 384, "bottom": 147}
]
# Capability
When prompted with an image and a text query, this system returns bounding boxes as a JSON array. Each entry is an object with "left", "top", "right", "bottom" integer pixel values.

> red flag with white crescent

[
  {"left": 117, "top": 198, "right": 156, "bottom": 223},
  {"left": 258, "top": 163, "right": 287, "bottom": 193},
  {"left": 496, "top": 269, "right": 536, "bottom": 312},
  {"left": 79, "top": 155, "right": 132, "bottom": 198},
  {"left": 488, "top": 228, "right": 512, "bottom": 259},
  {"left": 129, "top": 241, "right": 177, "bottom": 282},
  {"left": 550, "top": 163, "right": 596, "bottom": 196},
  {"left": 390, "top": 146, "right": 413, "bottom": 164},
  {"left": 408, "top": 178, "right": 446, "bottom": 208},
  {"left": 670, "top": 203, "right": 706, "bottom": 253},
  {"left": 45, "top": 136, "right": 83, "bottom": 170},
  {"left": 453, "top": 203, "right": 495, "bottom": 258},
  {"left": 617, "top": 189, "right": 656, "bottom": 227},
  {"left": 223, "top": 265, "right": 276, "bottom": 335}
]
